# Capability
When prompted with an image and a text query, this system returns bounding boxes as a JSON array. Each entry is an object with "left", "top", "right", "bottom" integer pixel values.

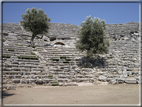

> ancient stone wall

[{"left": 1, "top": 22, "right": 141, "bottom": 89}]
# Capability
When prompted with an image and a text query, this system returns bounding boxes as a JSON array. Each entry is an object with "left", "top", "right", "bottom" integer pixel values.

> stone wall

[{"left": 1, "top": 22, "right": 141, "bottom": 89}]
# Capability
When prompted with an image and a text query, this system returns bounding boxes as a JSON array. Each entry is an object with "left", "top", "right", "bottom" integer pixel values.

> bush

[
  {"left": 8, "top": 49, "right": 14, "bottom": 51},
  {"left": 60, "top": 56, "right": 66, "bottom": 59},
  {"left": 48, "top": 75, "right": 53, "bottom": 79},
  {"left": 33, "top": 49, "right": 37, "bottom": 51},
  {"left": 51, "top": 81, "right": 59, "bottom": 86},
  {"left": 63, "top": 61, "right": 69, "bottom": 63},
  {"left": 15, "top": 44, "right": 23, "bottom": 46},
  {"left": 2, "top": 39, "right": 6, "bottom": 42},
  {"left": 52, "top": 58, "right": 59, "bottom": 61},
  {"left": 18, "top": 55, "right": 39, "bottom": 60},
  {"left": 3, "top": 55, "right": 11, "bottom": 58},
  {"left": 66, "top": 59, "right": 71, "bottom": 61},
  {"left": 31, "top": 52, "right": 36, "bottom": 55}
]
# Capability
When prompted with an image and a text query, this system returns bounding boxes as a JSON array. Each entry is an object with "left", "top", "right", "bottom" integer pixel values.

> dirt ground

[{"left": 2, "top": 83, "right": 141, "bottom": 106}]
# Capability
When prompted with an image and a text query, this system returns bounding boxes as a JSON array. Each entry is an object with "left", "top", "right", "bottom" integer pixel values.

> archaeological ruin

[{"left": 1, "top": 22, "right": 141, "bottom": 90}]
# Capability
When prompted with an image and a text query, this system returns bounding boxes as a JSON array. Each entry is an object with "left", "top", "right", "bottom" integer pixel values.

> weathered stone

[
  {"left": 98, "top": 76, "right": 107, "bottom": 82},
  {"left": 125, "top": 79, "right": 137, "bottom": 84}
]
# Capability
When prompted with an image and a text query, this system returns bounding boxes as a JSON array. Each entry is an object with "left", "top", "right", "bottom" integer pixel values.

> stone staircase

[{"left": 2, "top": 22, "right": 141, "bottom": 90}]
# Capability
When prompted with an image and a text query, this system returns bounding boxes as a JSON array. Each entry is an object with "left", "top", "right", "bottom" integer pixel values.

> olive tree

[
  {"left": 75, "top": 15, "right": 109, "bottom": 67},
  {"left": 20, "top": 8, "right": 51, "bottom": 47}
]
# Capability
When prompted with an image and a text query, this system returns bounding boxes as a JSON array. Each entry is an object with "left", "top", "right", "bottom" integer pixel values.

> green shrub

[
  {"left": 18, "top": 55, "right": 39, "bottom": 60},
  {"left": 66, "top": 59, "right": 71, "bottom": 61},
  {"left": 51, "top": 81, "right": 59, "bottom": 86},
  {"left": 2, "top": 39, "right": 5, "bottom": 42},
  {"left": 15, "top": 44, "right": 23, "bottom": 46},
  {"left": 52, "top": 58, "right": 59, "bottom": 61},
  {"left": 8, "top": 49, "right": 14, "bottom": 51},
  {"left": 63, "top": 61, "right": 69, "bottom": 63},
  {"left": 31, "top": 52, "right": 36, "bottom": 55},
  {"left": 33, "top": 49, "right": 37, "bottom": 51},
  {"left": 48, "top": 75, "right": 53, "bottom": 79},
  {"left": 2, "top": 55, "right": 11, "bottom": 58},
  {"left": 60, "top": 56, "right": 66, "bottom": 59},
  {"left": 41, "top": 63, "right": 46, "bottom": 64}
]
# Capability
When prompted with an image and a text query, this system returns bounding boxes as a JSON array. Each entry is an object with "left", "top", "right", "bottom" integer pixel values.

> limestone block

[
  {"left": 98, "top": 75, "right": 107, "bottom": 82},
  {"left": 14, "top": 75, "right": 21, "bottom": 78},
  {"left": 109, "top": 79, "right": 117, "bottom": 84},
  {"left": 125, "top": 78, "right": 137, "bottom": 84},
  {"left": 6, "top": 85, "right": 16, "bottom": 90},
  {"left": 66, "top": 83, "right": 78, "bottom": 86},
  {"left": 13, "top": 79, "right": 20, "bottom": 83},
  {"left": 36, "top": 79, "right": 43, "bottom": 84},
  {"left": 58, "top": 79, "right": 70, "bottom": 82},
  {"left": 58, "top": 75, "right": 66, "bottom": 78},
  {"left": 76, "top": 78, "right": 89, "bottom": 82},
  {"left": 84, "top": 75, "right": 94, "bottom": 78},
  {"left": 89, "top": 78, "right": 94, "bottom": 83},
  {"left": 76, "top": 75, "right": 83, "bottom": 78},
  {"left": 59, "top": 82, "right": 64, "bottom": 86},
  {"left": 43, "top": 79, "right": 55, "bottom": 83}
]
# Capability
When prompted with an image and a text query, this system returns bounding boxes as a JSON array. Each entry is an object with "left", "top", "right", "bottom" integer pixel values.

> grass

[
  {"left": 15, "top": 44, "right": 23, "bottom": 46},
  {"left": 2, "top": 39, "right": 6, "bottom": 42},
  {"left": 52, "top": 58, "right": 59, "bottom": 61},
  {"left": 3, "top": 55, "right": 11, "bottom": 58},
  {"left": 63, "top": 61, "right": 69, "bottom": 63},
  {"left": 8, "top": 49, "right": 14, "bottom": 51},
  {"left": 65, "top": 59, "right": 71, "bottom": 61},
  {"left": 51, "top": 81, "right": 59, "bottom": 86},
  {"left": 31, "top": 52, "right": 36, "bottom": 55},
  {"left": 18, "top": 55, "right": 39, "bottom": 60},
  {"left": 60, "top": 56, "right": 66, "bottom": 59},
  {"left": 48, "top": 75, "right": 53, "bottom": 79},
  {"left": 33, "top": 49, "right": 37, "bottom": 51},
  {"left": 41, "top": 63, "right": 46, "bottom": 64}
]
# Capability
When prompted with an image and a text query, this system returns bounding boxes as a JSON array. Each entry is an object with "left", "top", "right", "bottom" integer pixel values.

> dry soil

[{"left": 2, "top": 84, "right": 141, "bottom": 106}]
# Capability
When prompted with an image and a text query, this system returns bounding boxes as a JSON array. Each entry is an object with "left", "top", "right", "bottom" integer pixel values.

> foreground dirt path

[{"left": 2, "top": 84, "right": 140, "bottom": 105}]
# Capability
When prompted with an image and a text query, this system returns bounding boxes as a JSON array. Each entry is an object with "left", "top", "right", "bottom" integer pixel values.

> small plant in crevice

[
  {"left": 60, "top": 56, "right": 66, "bottom": 59},
  {"left": 51, "top": 81, "right": 59, "bottom": 86},
  {"left": 48, "top": 75, "right": 53, "bottom": 79},
  {"left": 15, "top": 44, "right": 23, "bottom": 46},
  {"left": 33, "top": 49, "right": 37, "bottom": 51},
  {"left": 31, "top": 52, "right": 36, "bottom": 55},
  {"left": 18, "top": 55, "right": 39, "bottom": 60},
  {"left": 2, "top": 39, "right": 6, "bottom": 42},
  {"left": 52, "top": 58, "right": 59, "bottom": 61},
  {"left": 65, "top": 59, "right": 71, "bottom": 61},
  {"left": 63, "top": 61, "right": 69, "bottom": 63},
  {"left": 2, "top": 55, "right": 11, "bottom": 58},
  {"left": 8, "top": 49, "right": 15, "bottom": 51}
]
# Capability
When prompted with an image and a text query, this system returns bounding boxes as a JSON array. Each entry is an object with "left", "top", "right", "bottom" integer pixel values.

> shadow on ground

[{"left": 2, "top": 90, "right": 15, "bottom": 99}]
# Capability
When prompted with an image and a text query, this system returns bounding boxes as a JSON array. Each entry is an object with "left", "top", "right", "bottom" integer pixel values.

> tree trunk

[
  {"left": 84, "top": 56, "right": 90, "bottom": 67},
  {"left": 30, "top": 34, "right": 36, "bottom": 48}
]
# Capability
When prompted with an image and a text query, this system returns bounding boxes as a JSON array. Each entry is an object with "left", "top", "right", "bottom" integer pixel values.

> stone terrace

[{"left": 1, "top": 22, "right": 141, "bottom": 89}]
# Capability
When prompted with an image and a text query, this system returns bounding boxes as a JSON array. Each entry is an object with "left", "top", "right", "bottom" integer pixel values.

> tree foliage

[
  {"left": 20, "top": 8, "right": 51, "bottom": 47},
  {"left": 75, "top": 15, "right": 109, "bottom": 60}
]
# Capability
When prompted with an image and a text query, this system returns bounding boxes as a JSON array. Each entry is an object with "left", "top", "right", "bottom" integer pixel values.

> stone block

[
  {"left": 125, "top": 79, "right": 137, "bottom": 84},
  {"left": 36, "top": 79, "right": 43, "bottom": 84},
  {"left": 58, "top": 75, "right": 66, "bottom": 78},
  {"left": 98, "top": 75, "right": 107, "bottom": 82},
  {"left": 13, "top": 79, "right": 20, "bottom": 83},
  {"left": 6, "top": 85, "right": 16, "bottom": 90},
  {"left": 59, "top": 82, "right": 64, "bottom": 86},
  {"left": 58, "top": 79, "right": 70, "bottom": 82},
  {"left": 109, "top": 79, "right": 117, "bottom": 85},
  {"left": 76, "top": 78, "right": 89, "bottom": 82}
]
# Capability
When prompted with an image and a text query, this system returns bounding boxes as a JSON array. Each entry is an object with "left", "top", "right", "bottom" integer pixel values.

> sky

[{"left": 2, "top": 1, "right": 141, "bottom": 26}]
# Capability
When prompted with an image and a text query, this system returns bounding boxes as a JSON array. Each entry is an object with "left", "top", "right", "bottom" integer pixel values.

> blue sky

[{"left": 2, "top": 2, "right": 140, "bottom": 25}]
